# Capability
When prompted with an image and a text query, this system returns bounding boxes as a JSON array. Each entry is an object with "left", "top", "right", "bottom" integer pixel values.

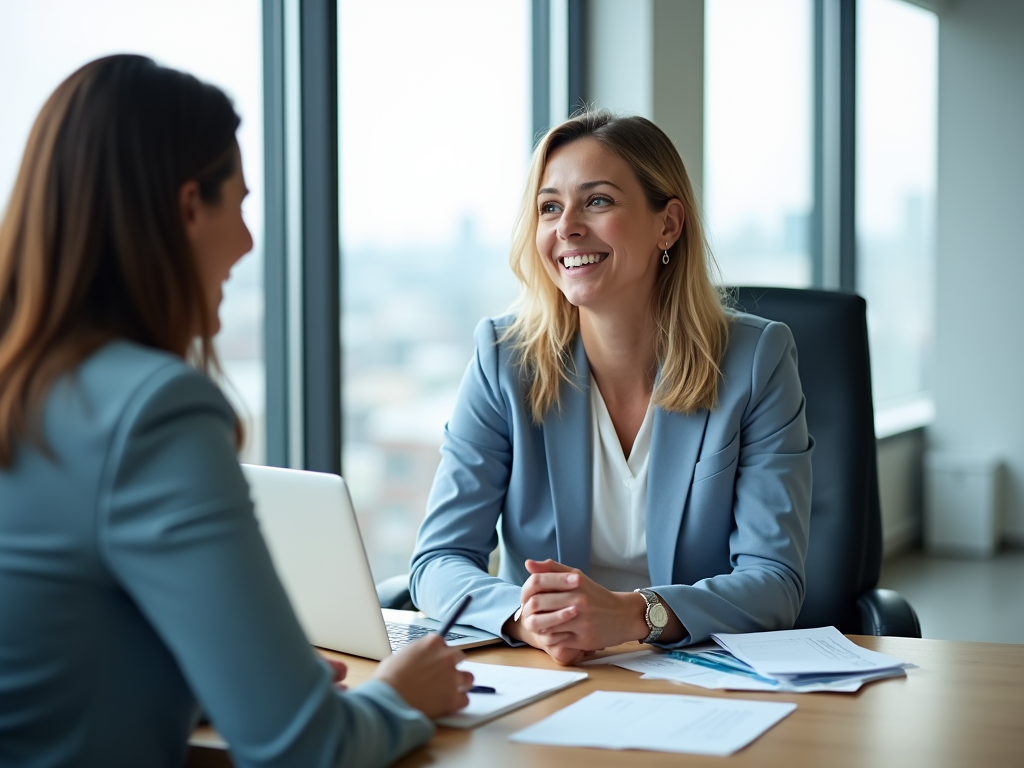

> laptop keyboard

[{"left": 385, "top": 621, "right": 470, "bottom": 649}]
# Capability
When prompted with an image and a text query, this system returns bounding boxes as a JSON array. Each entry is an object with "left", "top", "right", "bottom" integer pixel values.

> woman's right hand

[{"left": 372, "top": 634, "right": 474, "bottom": 719}]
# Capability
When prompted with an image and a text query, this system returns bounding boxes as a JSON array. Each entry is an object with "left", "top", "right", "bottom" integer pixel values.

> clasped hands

[{"left": 503, "top": 559, "right": 654, "bottom": 665}]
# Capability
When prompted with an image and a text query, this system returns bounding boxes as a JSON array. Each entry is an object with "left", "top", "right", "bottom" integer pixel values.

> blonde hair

[{"left": 505, "top": 110, "right": 729, "bottom": 423}]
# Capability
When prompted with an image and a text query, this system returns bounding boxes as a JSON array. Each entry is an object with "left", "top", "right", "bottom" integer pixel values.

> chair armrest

[
  {"left": 375, "top": 573, "right": 415, "bottom": 611},
  {"left": 856, "top": 588, "right": 921, "bottom": 638}
]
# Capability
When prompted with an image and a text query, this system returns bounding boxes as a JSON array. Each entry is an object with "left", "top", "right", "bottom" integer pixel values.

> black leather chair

[
  {"left": 732, "top": 287, "right": 919, "bottom": 637},
  {"left": 379, "top": 287, "right": 921, "bottom": 638}
]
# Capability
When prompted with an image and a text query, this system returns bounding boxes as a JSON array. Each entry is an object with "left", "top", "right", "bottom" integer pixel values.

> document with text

[
  {"left": 711, "top": 626, "right": 906, "bottom": 677},
  {"left": 509, "top": 690, "right": 796, "bottom": 756},
  {"left": 587, "top": 648, "right": 905, "bottom": 693}
]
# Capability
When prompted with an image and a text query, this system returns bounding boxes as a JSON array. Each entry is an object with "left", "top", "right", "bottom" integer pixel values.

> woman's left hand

[{"left": 518, "top": 559, "right": 651, "bottom": 651}]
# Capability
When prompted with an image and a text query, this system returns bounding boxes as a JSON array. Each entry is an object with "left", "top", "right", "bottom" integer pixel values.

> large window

[
  {"left": 338, "top": 0, "right": 531, "bottom": 580},
  {"left": 0, "top": 0, "right": 266, "bottom": 462},
  {"left": 857, "top": 0, "right": 937, "bottom": 408},
  {"left": 704, "top": 0, "right": 814, "bottom": 288}
]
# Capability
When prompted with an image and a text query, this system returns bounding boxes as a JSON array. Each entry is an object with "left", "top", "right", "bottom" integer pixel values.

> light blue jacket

[
  {"left": 0, "top": 342, "right": 432, "bottom": 768},
  {"left": 410, "top": 312, "right": 813, "bottom": 648}
]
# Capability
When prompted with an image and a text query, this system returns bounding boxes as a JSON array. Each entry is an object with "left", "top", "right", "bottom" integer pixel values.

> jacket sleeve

[
  {"left": 409, "top": 319, "right": 524, "bottom": 642},
  {"left": 98, "top": 366, "right": 433, "bottom": 768},
  {"left": 652, "top": 320, "right": 814, "bottom": 647}
]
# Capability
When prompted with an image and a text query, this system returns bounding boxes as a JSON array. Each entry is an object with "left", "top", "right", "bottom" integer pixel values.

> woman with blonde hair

[
  {"left": 0, "top": 55, "right": 472, "bottom": 768},
  {"left": 410, "top": 111, "right": 813, "bottom": 664}
]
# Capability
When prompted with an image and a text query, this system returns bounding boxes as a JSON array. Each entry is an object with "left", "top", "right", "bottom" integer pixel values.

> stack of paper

[
  {"left": 588, "top": 627, "right": 910, "bottom": 693},
  {"left": 437, "top": 662, "right": 587, "bottom": 728}
]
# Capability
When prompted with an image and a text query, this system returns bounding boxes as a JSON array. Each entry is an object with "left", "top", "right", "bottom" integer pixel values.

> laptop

[{"left": 240, "top": 464, "right": 501, "bottom": 660}]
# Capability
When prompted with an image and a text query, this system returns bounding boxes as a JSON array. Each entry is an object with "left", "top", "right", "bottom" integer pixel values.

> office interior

[{"left": 0, "top": 0, "right": 1021, "bottom": 646}]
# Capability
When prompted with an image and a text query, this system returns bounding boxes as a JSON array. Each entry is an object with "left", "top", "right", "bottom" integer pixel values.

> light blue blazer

[
  {"left": 0, "top": 342, "right": 431, "bottom": 768},
  {"left": 410, "top": 312, "right": 813, "bottom": 648}
]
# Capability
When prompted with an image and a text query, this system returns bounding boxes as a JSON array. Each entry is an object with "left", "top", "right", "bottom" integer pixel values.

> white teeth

[{"left": 562, "top": 253, "right": 606, "bottom": 268}]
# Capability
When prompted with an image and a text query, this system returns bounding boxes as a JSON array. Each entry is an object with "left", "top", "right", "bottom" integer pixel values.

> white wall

[{"left": 931, "top": 0, "right": 1024, "bottom": 543}]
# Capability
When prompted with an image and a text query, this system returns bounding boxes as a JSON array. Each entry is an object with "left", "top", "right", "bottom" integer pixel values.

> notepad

[
  {"left": 509, "top": 690, "right": 796, "bottom": 755},
  {"left": 436, "top": 662, "right": 588, "bottom": 729}
]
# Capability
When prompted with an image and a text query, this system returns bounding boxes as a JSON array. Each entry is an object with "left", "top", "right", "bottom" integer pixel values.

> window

[
  {"left": 338, "top": 0, "right": 531, "bottom": 580},
  {"left": 0, "top": 0, "right": 266, "bottom": 462},
  {"left": 704, "top": 0, "right": 814, "bottom": 288},
  {"left": 857, "top": 0, "right": 937, "bottom": 407}
]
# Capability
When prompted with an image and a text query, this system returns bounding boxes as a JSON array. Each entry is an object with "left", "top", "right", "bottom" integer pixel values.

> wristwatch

[{"left": 635, "top": 588, "right": 669, "bottom": 644}]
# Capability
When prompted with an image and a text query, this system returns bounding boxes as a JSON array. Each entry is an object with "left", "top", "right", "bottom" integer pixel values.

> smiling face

[
  {"left": 535, "top": 137, "right": 680, "bottom": 316},
  {"left": 181, "top": 144, "right": 253, "bottom": 336}
]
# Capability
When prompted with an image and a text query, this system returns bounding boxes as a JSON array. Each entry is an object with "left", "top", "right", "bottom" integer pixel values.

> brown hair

[
  {"left": 505, "top": 110, "right": 729, "bottom": 422},
  {"left": 0, "top": 54, "right": 241, "bottom": 465}
]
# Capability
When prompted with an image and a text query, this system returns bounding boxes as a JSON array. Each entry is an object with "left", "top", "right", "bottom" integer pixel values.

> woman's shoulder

[
  {"left": 82, "top": 340, "right": 225, "bottom": 400},
  {"left": 472, "top": 312, "right": 517, "bottom": 341},
  {"left": 720, "top": 309, "right": 798, "bottom": 379},
  {"left": 469, "top": 313, "right": 520, "bottom": 363},
  {"left": 54, "top": 341, "right": 234, "bottom": 443},
  {"left": 461, "top": 313, "right": 530, "bottom": 401},
  {"left": 724, "top": 308, "right": 795, "bottom": 351}
]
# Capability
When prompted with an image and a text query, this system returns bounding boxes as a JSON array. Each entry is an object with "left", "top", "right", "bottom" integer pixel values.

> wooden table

[{"left": 190, "top": 636, "right": 1024, "bottom": 768}]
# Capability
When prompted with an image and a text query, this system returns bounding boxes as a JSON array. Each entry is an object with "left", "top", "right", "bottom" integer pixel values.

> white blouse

[{"left": 588, "top": 374, "right": 654, "bottom": 593}]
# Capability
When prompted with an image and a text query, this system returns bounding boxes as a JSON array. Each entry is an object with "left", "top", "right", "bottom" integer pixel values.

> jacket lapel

[
  {"left": 543, "top": 335, "right": 593, "bottom": 571},
  {"left": 646, "top": 405, "right": 709, "bottom": 585}
]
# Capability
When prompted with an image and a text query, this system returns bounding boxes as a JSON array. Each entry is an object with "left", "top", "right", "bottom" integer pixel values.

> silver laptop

[{"left": 241, "top": 464, "right": 501, "bottom": 660}]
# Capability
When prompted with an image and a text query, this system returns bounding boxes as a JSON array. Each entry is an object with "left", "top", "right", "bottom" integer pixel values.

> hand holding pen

[
  {"left": 434, "top": 595, "right": 496, "bottom": 695},
  {"left": 373, "top": 596, "right": 476, "bottom": 717}
]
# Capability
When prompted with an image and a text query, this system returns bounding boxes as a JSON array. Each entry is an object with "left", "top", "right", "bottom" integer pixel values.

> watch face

[{"left": 650, "top": 603, "right": 669, "bottom": 628}]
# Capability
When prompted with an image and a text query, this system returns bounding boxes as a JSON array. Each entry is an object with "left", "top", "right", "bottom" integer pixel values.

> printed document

[
  {"left": 711, "top": 626, "right": 906, "bottom": 677},
  {"left": 589, "top": 649, "right": 904, "bottom": 693},
  {"left": 509, "top": 690, "right": 796, "bottom": 756}
]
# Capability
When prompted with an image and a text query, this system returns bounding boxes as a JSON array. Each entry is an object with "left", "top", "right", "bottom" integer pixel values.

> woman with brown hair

[
  {"left": 410, "top": 111, "right": 814, "bottom": 665},
  {"left": 0, "top": 55, "right": 471, "bottom": 768}
]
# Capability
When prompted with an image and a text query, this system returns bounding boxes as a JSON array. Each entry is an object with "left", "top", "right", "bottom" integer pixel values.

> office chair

[
  {"left": 731, "top": 286, "right": 919, "bottom": 637},
  {"left": 378, "top": 287, "right": 921, "bottom": 638}
]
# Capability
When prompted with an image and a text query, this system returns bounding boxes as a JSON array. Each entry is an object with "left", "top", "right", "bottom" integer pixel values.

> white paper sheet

[
  {"left": 436, "top": 662, "right": 587, "bottom": 728},
  {"left": 509, "top": 690, "right": 796, "bottom": 756},
  {"left": 584, "top": 647, "right": 906, "bottom": 693},
  {"left": 711, "top": 626, "right": 906, "bottom": 677}
]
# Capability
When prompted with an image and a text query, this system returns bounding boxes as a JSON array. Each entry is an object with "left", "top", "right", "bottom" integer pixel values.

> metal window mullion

[
  {"left": 263, "top": 0, "right": 288, "bottom": 467},
  {"left": 812, "top": 0, "right": 827, "bottom": 289},
  {"left": 812, "top": 0, "right": 856, "bottom": 292},
  {"left": 284, "top": 0, "right": 304, "bottom": 469},
  {"left": 299, "top": 0, "right": 340, "bottom": 474},
  {"left": 532, "top": 0, "right": 551, "bottom": 146},
  {"left": 567, "top": 0, "right": 586, "bottom": 113},
  {"left": 838, "top": 0, "right": 857, "bottom": 292}
]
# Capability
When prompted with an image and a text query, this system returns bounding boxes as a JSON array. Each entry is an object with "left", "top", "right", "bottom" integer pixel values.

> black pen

[
  {"left": 437, "top": 593, "right": 473, "bottom": 639},
  {"left": 438, "top": 596, "right": 498, "bottom": 695}
]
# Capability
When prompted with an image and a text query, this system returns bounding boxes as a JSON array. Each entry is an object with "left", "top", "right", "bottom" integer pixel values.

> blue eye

[
  {"left": 539, "top": 201, "right": 561, "bottom": 214},
  {"left": 588, "top": 195, "right": 613, "bottom": 207}
]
